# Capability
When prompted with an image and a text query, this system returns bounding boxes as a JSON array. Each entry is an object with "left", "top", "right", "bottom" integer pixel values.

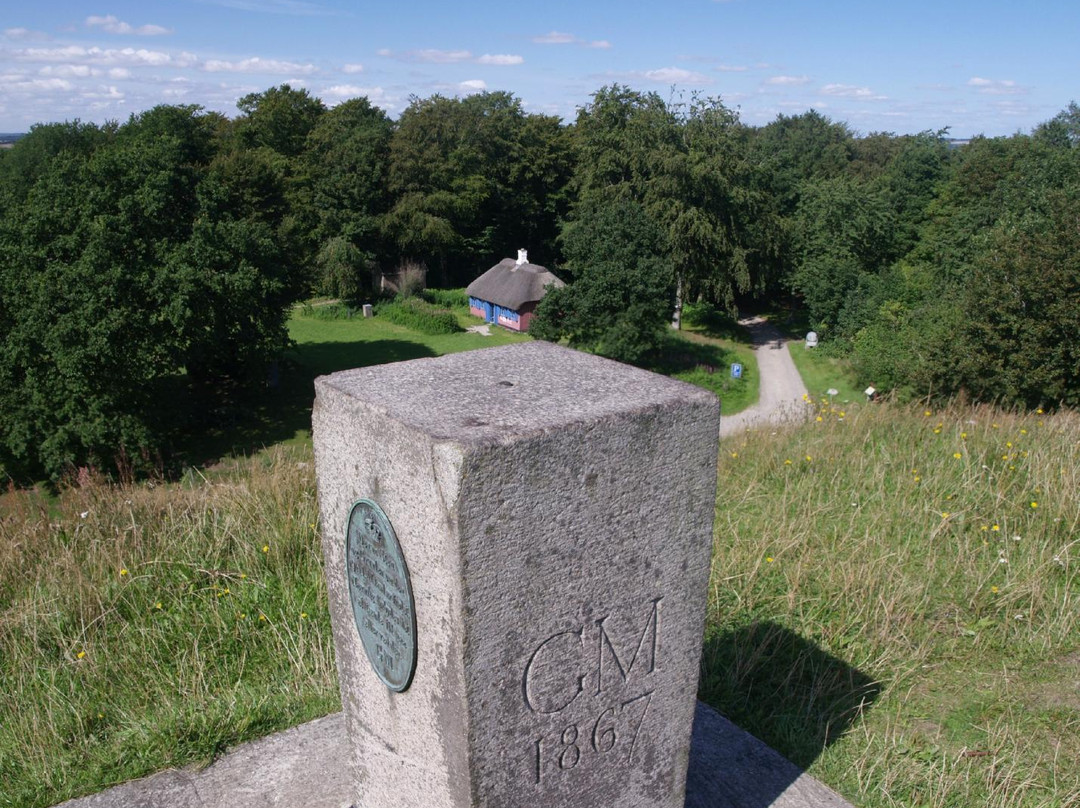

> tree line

[{"left": 1, "top": 84, "right": 1077, "bottom": 480}]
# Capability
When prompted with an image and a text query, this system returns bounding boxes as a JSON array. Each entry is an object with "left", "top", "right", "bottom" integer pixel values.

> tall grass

[
  {"left": 706, "top": 400, "right": 1080, "bottom": 807},
  {"left": 0, "top": 447, "right": 338, "bottom": 808},
  {"left": 2, "top": 399, "right": 1077, "bottom": 807}
]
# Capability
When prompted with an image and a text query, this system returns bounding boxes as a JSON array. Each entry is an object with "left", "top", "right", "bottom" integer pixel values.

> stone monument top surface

[{"left": 316, "top": 341, "right": 717, "bottom": 444}]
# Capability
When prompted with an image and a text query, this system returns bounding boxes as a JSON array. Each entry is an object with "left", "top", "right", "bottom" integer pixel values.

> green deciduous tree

[
  {"left": 571, "top": 86, "right": 775, "bottom": 315},
  {"left": 384, "top": 91, "right": 573, "bottom": 285},
  {"left": 961, "top": 186, "right": 1080, "bottom": 408},
  {"left": 531, "top": 197, "right": 672, "bottom": 364},
  {"left": 0, "top": 104, "right": 304, "bottom": 481},
  {"left": 789, "top": 175, "right": 896, "bottom": 331},
  {"left": 235, "top": 84, "right": 325, "bottom": 158},
  {"left": 302, "top": 96, "right": 393, "bottom": 296}
]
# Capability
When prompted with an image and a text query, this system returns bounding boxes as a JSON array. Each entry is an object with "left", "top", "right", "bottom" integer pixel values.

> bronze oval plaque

[{"left": 345, "top": 499, "right": 417, "bottom": 692}]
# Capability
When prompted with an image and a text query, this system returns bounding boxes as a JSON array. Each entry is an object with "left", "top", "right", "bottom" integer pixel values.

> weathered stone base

[{"left": 55, "top": 703, "right": 854, "bottom": 808}]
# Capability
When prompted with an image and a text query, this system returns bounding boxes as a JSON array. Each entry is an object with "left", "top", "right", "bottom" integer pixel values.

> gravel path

[{"left": 720, "top": 316, "right": 810, "bottom": 438}]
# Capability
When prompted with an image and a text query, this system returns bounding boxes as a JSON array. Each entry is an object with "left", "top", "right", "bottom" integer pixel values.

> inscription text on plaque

[{"left": 345, "top": 499, "right": 417, "bottom": 692}]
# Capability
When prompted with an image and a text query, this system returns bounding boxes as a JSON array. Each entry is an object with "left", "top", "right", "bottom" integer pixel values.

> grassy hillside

[
  {"left": 708, "top": 400, "right": 1079, "bottom": 807},
  {"left": 3, "top": 302, "right": 1076, "bottom": 807},
  {"left": 0, "top": 448, "right": 338, "bottom": 808},
  {"left": 3, "top": 400, "right": 1076, "bottom": 807}
]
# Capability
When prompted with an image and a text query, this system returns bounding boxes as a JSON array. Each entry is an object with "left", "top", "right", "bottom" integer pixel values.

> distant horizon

[{"left": 2, "top": 0, "right": 1076, "bottom": 137}]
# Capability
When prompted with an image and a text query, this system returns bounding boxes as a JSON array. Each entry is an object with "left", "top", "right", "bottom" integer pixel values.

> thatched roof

[{"left": 466, "top": 258, "right": 564, "bottom": 310}]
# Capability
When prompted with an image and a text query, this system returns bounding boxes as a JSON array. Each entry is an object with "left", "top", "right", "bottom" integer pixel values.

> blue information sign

[{"left": 731, "top": 363, "right": 743, "bottom": 379}]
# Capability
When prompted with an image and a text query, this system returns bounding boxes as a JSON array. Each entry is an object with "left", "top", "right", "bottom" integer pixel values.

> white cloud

[
  {"left": 320, "top": 83, "right": 394, "bottom": 106},
  {"left": 341, "top": 63, "right": 364, "bottom": 74},
  {"left": 4, "top": 27, "right": 49, "bottom": 41},
  {"left": 321, "top": 83, "right": 367, "bottom": 99},
  {"left": 532, "top": 31, "right": 611, "bottom": 49},
  {"left": 821, "top": 83, "right": 886, "bottom": 100},
  {"left": 8, "top": 45, "right": 190, "bottom": 67},
  {"left": 39, "top": 64, "right": 96, "bottom": 78},
  {"left": 411, "top": 49, "right": 472, "bottom": 63},
  {"left": 0, "top": 76, "right": 75, "bottom": 93},
  {"left": 967, "top": 77, "right": 1026, "bottom": 95},
  {"left": 715, "top": 64, "right": 748, "bottom": 72},
  {"left": 767, "top": 75, "right": 810, "bottom": 86},
  {"left": 643, "top": 67, "right": 711, "bottom": 84},
  {"left": 378, "top": 48, "right": 521, "bottom": 66},
  {"left": 86, "top": 15, "right": 171, "bottom": 36},
  {"left": 108, "top": 67, "right": 131, "bottom": 79},
  {"left": 203, "top": 56, "right": 317, "bottom": 74},
  {"left": 459, "top": 79, "right": 486, "bottom": 92},
  {"left": 532, "top": 31, "right": 576, "bottom": 44},
  {"left": 477, "top": 53, "right": 523, "bottom": 66}
]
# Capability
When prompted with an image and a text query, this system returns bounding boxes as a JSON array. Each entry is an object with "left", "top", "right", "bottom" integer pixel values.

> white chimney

[{"left": 516, "top": 248, "right": 528, "bottom": 266}]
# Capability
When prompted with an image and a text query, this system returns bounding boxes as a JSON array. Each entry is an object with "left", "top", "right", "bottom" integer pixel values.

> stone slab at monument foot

[{"left": 312, "top": 341, "right": 720, "bottom": 808}]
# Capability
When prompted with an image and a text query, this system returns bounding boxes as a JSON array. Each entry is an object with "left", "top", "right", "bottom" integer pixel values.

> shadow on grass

[
  {"left": 698, "top": 620, "right": 882, "bottom": 771},
  {"left": 684, "top": 317, "right": 754, "bottom": 345},
  {"left": 653, "top": 331, "right": 739, "bottom": 374},
  {"left": 168, "top": 340, "right": 436, "bottom": 469}
]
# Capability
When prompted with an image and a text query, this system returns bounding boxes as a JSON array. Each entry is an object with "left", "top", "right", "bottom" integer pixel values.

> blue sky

[{"left": 1, "top": 0, "right": 1076, "bottom": 135}]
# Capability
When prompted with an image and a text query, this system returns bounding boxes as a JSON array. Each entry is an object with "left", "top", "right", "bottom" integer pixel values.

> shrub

[
  {"left": 379, "top": 297, "right": 461, "bottom": 335},
  {"left": 298, "top": 302, "right": 362, "bottom": 320},
  {"left": 395, "top": 262, "right": 427, "bottom": 299},
  {"left": 422, "top": 287, "right": 468, "bottom": 308}
]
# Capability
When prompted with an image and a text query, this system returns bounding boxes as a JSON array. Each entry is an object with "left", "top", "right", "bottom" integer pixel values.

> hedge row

[{"left": 379, "top": 297, "right": 462, "bottom": 335}]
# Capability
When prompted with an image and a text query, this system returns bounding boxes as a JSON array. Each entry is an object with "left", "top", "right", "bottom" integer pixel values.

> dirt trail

[{"left": 720, "top": 316, "right": 809, "bottom": 438}]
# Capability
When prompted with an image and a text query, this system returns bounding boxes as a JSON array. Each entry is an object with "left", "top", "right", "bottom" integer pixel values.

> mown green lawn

[
  {"left": 286, "top": 302, "right": 531, "bottom": 378},
  {"left": 787, "top": 340, "right": 864, "bottom": 405},
  {"left": 665, "top": 328, "right": 758, "bottom": 416}
]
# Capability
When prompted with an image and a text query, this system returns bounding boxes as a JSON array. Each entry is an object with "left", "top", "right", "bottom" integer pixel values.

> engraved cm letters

[{"left": 522, "top": 597, "right": 662, "bottom": 715}]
